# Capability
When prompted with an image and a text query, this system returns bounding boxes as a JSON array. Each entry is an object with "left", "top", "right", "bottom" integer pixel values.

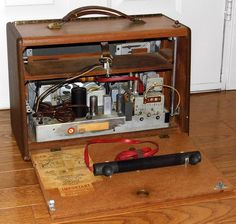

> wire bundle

[
  {"left": 35, "top": 102, "right": 75, "bottom": 123},
  {"left": 34, "top": 64, "right": 103, "bottom": 113}
]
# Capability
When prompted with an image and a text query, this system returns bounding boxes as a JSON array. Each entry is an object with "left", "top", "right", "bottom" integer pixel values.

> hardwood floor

[
  {"left": 1, "top": 91, "right": 236, "bottom": 223},
  {"left": 190, "top": 91, "right": 236, "bottom": 187}
]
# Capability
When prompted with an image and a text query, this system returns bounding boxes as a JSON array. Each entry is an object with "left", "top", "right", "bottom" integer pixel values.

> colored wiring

[
  {"left": 34, "top": 64, "right": 103, "bottom": 113},
  {"left": 144, "top": 83, "right": 181, "bottom": 114},
  {"left": 84, "top": 138, "right": 159, "bottom": 171},
  {"left": 114, "top": 146, "right": 158, "bottom": 161}
]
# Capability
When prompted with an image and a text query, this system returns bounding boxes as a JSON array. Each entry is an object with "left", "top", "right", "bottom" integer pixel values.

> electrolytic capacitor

[
  {"left": 89, "top": 95, "right": 98, "bottom": 116},
  {"left": 71, "top": 86, "right": 87, "bottom": 118}
]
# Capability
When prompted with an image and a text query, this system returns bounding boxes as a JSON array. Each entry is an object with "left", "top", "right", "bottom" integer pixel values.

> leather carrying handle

[
  {"left": 62, "top": 6, "right": 145, "bottom": 23},
  {"left": 48, "top": 6, "right": 145, "bottom": 30}
]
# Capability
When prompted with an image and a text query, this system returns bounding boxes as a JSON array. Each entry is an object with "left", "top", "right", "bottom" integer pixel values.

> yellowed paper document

[{"left": 32, "top": 148, "right": 101, "bottom": 196}]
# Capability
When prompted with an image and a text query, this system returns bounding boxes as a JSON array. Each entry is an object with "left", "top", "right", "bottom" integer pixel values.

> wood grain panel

[
  {"left": 191, "top": 135, "right": 236, "bottom": 149},
  {"left": 0, "top": 206, "right": 35, "bottom": 224},
  {"left": 63, "top": 198, "right": 236, "bottom": 224},
  {"left": 0, "top": 134, "right": 17, "bottom": 148},
  {"left": 0, "top": 151, "right": 23, "bottom": 163},
  {"left": 190, "top": 122, "right": 235, "bottom": 137},
  {"left": 225, "top": 120, "right": 236, "bottom": 132},
  {"left": 31, "top": 133, "right": 233, "bottom": 220},
  {"left": 7, "top": 22, "right": 30, "bottom": 160},
  {"left": 0, "top": 185, "right": 44, "bottom": 208},
  {"left": 25, "top": 53, "right": 172, "bottom": 78},
  {"left": 32, "top": 203, "right": 49, "bottom": 219},
  {"left": 0, "top": 169, "right": 37, "bottom": 189},
  {"left": 14, "top": 15, "right": 189, "bottom": 46},
  {"left": 33, "top": 196, "right": 236, "bottom": 224},
  {"left": 0, "top": 160, "right": 33, "bottom": 172},
  {"left": 190, "top": 91, "right": 236, "bottom": 124}
]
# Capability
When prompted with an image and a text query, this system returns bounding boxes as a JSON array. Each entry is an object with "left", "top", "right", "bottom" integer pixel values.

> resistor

[{"left": 78, "top": 77, "right": 95, "bottom": 82}]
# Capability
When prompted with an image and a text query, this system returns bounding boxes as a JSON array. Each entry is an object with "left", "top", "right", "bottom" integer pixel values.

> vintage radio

[
  {"left": 6, "top": 6, "right": 234, "bottom": 222},
  {"left": 12, "top": 5, "right": 231, "bottom": 220},
  {"left": 7, "top": 7, "right": 191, "bottom": 160}
]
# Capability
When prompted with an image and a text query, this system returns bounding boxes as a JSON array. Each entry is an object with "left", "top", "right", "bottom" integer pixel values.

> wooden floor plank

[
  {"left": 0, "top": 185, "right": 44, "bottom": 209},
  {"left": 225, "top": 120, "right": 236, "bottom": 132},
  {"left": 0, "top": 145, "right": 20, "bottom": 153},
  {"left": 0, "top": 169, "right": 37, "bottom": 189},
  {"left": 0, "top": 153, "right": 23, "bottom": 164},
  {"left": 190, "top": 121, "right": 235, "bottom": 137},
  {"left": 0, "top": 206, "right": 35, "bottom": 224},
  {"left": 191, "top": 134, "right": 236, "bottom": 149},
  {"left": 66, "top": 198, "right": 236, "bottom": 224},
  {"left": 190, "top": 91, "right": 236, "bottom": 124},
  {"left": 33, "top": 197, "right": 236, "bottom": 224},
  {"left": 0, "top": 160, "right": 33, "bottom": 172},
  {"left": 32, "top": 203, "right": 49, "bottom": 219}
]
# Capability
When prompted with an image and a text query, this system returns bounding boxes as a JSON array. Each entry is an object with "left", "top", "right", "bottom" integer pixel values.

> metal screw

[
  {"left": 25, "top": 49, "right": 33, "bottom": 56},
  {"left": 184, "top": 156, "right": 189, "bottom": 167},
  {"left": 214, "top": 182, "right": 227, "bottom": 190},
  {"left": 48, "top": 199, "right": 56, "bottom": 212}
]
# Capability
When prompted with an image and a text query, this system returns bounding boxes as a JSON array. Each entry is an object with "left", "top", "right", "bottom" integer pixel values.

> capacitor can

[{"left": 71, "top": 86, "right": 87, "bottom": 118}]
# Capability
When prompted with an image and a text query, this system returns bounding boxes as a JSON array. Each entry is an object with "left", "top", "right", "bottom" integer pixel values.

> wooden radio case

[{"left": 6, "top": 6, "right": 233, "bottom": 221}]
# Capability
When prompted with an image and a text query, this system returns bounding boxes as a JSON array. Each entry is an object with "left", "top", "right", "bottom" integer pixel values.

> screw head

[
  {"left": 214, "top": 182, "right": 227, "bottom": 190},
  {"left": 48, "top": 199, "right": 56, "bottom": 212}
]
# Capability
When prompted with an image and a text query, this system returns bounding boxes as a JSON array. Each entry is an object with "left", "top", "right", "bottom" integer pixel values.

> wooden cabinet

[{"left": 7, "top": 13, "right": 191, "bottom": 160}]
